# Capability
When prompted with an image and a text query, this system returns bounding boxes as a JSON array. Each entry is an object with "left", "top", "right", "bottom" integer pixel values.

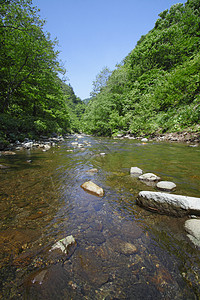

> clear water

[{"left": 0, "top": 135, "right": 200, "bottom": 299}]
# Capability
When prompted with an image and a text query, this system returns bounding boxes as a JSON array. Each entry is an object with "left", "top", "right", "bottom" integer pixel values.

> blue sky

[{"left": 32, "top": 0, "right": 186, "bottom": 100}]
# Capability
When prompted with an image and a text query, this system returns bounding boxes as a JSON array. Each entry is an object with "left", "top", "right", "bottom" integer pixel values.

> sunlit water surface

[{"left": 0, "top": 135, "right": 200, "bottom": 299}]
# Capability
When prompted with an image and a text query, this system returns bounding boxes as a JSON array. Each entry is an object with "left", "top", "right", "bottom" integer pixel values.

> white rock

[
  {"left": 43, "top": 144, "right": 51, "bottom": 151},
  {"left": 130, "top": 167, "right": 143, "bottom": 176},
  {"left": 156, "top": 181, "right": 176, "bottom": 191},
  {"left": 137, "top": 191, "right": 200, "bottom": 217},
  {"left": 139, "top": 173, "right": 160, "bottom": 181},
  {"left": 23, "top": 142, "right": 33, "bottom": 149},
  {"left": 77, "top": 144, "right": 84, "bottom": 148},
  {"left": 100, "top": 153, "right": 106, "bottom": 156},
  {"left": 50, "top": 235, "right": 76, "bottom": 253},
  {"left": 141, "top": 138, "right": 148, "bottom": 142},
  {"left": 81, "top": 181, "right": 104, "bottom": 197},
  {"left": 185, "top": 219, "right": 200, "bottom": 247}
]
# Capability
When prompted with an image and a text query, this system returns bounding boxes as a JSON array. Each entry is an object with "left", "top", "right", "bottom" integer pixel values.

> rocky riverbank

[
  {"left": 114, "top": 131, "right": 200, "bottom": 144},
  {"left": 0, "top": 134, "right": 67, "bottom": 152}
]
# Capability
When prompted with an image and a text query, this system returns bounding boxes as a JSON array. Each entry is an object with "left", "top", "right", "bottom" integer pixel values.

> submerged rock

[
  {"left": 156, "top": 181, "right": 176, "bottom": 191},
  {"left": 137, "top": 191, "right": 200, "bottom": 217},
  {"left": 0, "top": 164, "right": 9, "bottom": 169},
  {"left": 81, "top": 181, "right": 104, "bottom": 197},
  {"left": 50, "top": 235, "right": 76, "bottom": 255},
  {"left": 1, "top": 151, "right": 16, "bottom": 155},
  {"left": 139, "top": 173, "right": 161, "bottom": 182},
  {"left": 32, "top": 270, "right": 48, "bottom": 284},
  {"left": 185, "top": 219, "right": 200, "bottom": 247},
  {"left": 86, "top": 168, "right": 98, "bottom": 174}
]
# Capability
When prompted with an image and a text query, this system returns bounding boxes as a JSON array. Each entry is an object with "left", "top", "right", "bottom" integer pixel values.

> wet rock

[
  {"left": 23, "top": 142, "right": 33, "bottom": 149},
  {"left": 100, "top": 152, "right": 106, "bottom": 156},
  {"left": 122, "top": 242, "right": 137, "bottom": 255},
  {"left": 0, "top": 164, "right": 9, "bottom": 169},
  {"left": 68, "top": 248, "right": 109, "bottom": 288},
  {"left": 185, "top": 219, "right": 200, "bottom": 247},
  {"left": 81, "top": 181, "right": 104, "bottom": 197},
  {"left": 32, "top": 269, "right": 48, "bottom": 284},
  {"left": 156, "top": 181, "right": 176, "bottom": 191},
  {"left": 109, "top": 238, "right": 137, "bottom": 255},
  {"left": 50, "top": 235, "right": 76, "bottom": 255},
  {"left": 84, "top": 229, "right": 106, "bottom": 245},
  {"left": 86, "top": 168, "right": 98, "bottom": 174},
  {"left": 130, "top": 167, "right": 143, "bottom": 177},
  {"left": 121, "top": 221, "right": 144, "bottom": 240},
  {"left": 137, "top": 191, "right": 200, "bottom": 217},
  {"left": 1, "top": 151, "right": 16, "bottom": 155},
  {"left": 77, "top": 143, "right": 84, "bottom": 148},
  {"left": 0, "top": 229, "right": 38, "bottom": 268},
  {"left": 139, "top": 173, "right": 161, "bottom": 182},
  {"left": 43, "top": 144, "right": 51, "bottom": 151},
  {"left": 26, "top": 265, "right": 71, "bottom": 300},
  {"left": 141, "top": 138, "right": 148, "bottom": 142}
]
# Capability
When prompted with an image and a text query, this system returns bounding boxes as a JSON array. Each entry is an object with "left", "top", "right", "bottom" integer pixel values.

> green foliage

[
  {"left": 90, "top": 67, "right": 112, "bottom": 97},
  {"left": 0, "top": 0, "right": 81, "bottom": 144},
  {"left": 83, "top": 0, "right": 200, "bottom": 136}
]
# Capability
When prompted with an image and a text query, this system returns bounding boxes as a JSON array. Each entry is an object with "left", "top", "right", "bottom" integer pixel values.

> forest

[
  {"left": 0, "top": 0, "right": 199, "bottom": 148},
  {"left": 82, "top": 0, "right": 200, "bottom": 136},
  {"left": 0, "top": 0, "right": 85, "bottom": 148}
]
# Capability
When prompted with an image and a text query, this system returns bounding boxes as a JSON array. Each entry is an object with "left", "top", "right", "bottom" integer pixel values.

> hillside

[{"left": 82, "top": 0, "right": 200, "bottom": 136}]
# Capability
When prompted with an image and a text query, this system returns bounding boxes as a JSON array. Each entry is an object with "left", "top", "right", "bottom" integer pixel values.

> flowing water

[{"left": 0, "top": 135, "right": 200, "bottom": 299}]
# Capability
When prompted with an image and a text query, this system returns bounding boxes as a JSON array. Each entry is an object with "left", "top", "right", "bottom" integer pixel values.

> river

[{"left": 0, "top": 134, "right": 200, "bottom": 299}]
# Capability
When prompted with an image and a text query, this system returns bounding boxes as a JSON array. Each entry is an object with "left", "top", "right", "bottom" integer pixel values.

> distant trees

[
  {"left": 82, "top": 0, "right": 200, "bottom": 136},
  {"left": 90, "top": 67, "right": 112, "bottom": 97}
]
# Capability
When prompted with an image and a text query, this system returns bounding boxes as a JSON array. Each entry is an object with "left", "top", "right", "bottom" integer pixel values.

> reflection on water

[{"left": 0, "top": 135, "right": 200, "bottom": 299}]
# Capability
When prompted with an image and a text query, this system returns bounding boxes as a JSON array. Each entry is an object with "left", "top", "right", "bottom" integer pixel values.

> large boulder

[
  {"left": 81, "top": 181, "right": 104, "bottom": 197},
  {"left": 137, "top": 191, "right": 200, "bottom": 217},
  {"left": 185, "top": 219, "right": 200, "bottom": 247}
]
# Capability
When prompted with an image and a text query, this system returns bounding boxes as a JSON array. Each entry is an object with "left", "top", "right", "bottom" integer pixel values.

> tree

[{"left": 90, "top": 67, "right": 112, "bottom": 97}]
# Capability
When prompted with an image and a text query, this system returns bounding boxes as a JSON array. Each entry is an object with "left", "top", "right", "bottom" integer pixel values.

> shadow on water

[{"left": 0, "top": 136, "right": 200, "bottom": 299}]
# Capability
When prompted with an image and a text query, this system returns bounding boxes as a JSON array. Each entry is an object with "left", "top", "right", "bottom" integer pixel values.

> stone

[
  {"left": 137, "top": 191, "right": 200, "bottom": 217},
  {"left": 185, "top": 219, "right": 200, "bottom": 247},
  {"left": 139, "top": 173, "right": 161, "bottom": 182},
  {"left": 1, "top": 151, "right": 16, "bottom": 155},
  {"left": 81, "top": 181, "right": 104, "bottom": 197},
  {"left": 32, "top": 269, "right": 48, "bottom": 284},
  {"left": 121, "top": 242, "right": 137, "bottom": 255},
  {"left": 0, "top": 164, "right": 9, "bottom": 169},
  {"left": 50, "top": 235, "right": 76, "bottom": 254},
  {"left": 23, "top": 142, "right": 33, "bottom": 149},
  {"left": 77, "top": 144, "right": 84, "bottom": 148},
  {"left": 141, "top": 138, "right": 148, "bottom": 142},
  {"left": 100, "top": 152, "right": 106, "bottom": 156},
  {"left": 86, "top": 168, "right": 98, "bottom": 173},
  {"left": 67, "top": 248, "right": 109, "bottom": 288},
  {"left": 156, "top": 181, "right": 176, "bottom": 191},
  {"left": 43, "top": 144, "right": 51, "bottom": 151},
  {"left": 130, "top": 167, "right": 143, "bottom": 176}
]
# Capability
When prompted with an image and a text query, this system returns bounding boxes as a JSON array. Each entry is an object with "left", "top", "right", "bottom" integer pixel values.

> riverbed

[{"left": 0, "top": 135, "right": 200, "bottom": 299}]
